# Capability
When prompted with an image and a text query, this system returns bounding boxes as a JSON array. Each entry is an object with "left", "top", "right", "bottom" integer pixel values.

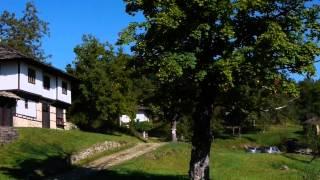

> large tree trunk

[
  {"left": 171, "top": 114, "right": 179, "bottom": 142},
  {"left": 189, "top": 98, "right": 213, "bottom": 180}
]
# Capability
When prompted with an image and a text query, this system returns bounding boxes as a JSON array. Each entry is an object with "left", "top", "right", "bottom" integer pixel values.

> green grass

[
  {"left": 0, "top": 127, "right": 141, "bottom": 179},
  {"left": 242, "top": 125, "right": 302, "bottom": 145},
  {"left": 89, "top": 125, "right": 320, "bottom": 180}
]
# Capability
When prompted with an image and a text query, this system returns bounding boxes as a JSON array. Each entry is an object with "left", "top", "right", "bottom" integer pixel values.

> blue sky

[
  {"left": 0, "top": 1, "right": 318, "bottom": 81},
  {"left": 0, "top": 0, "right": 143, "bottom": 70}
]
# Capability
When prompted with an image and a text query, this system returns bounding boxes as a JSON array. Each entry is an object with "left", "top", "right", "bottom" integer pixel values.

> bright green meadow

[{"left": 89, "top": 125, "right": 320, "bottom": 180}]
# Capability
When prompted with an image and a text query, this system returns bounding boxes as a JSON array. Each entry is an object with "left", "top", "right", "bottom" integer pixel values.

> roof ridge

[
  {"left": 4, "top": 46, "right": 30, "bottom": 58},
  {"left": 0, "top": 44, "right": 77, "bottom": 81}
]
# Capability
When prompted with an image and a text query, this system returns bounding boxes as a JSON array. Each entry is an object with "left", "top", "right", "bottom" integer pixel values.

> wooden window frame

[
  {"left": 56, "top": 108, "right": 64, "bottom": 128},
  {"left": 43, "top": 75, "right": 50, "bottom": 90},
  {"left": 28, "top": 68, "right": 36, "bottom": 84},
  {"left": 62, "top": 81, "right": 68, "bottom": 95}
]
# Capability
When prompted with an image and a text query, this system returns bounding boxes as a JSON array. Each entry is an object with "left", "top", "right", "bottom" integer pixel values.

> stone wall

[
  {"left": 0, "top": 126, "right": 18, "bottom": 145},
  {"left": 70, "top": 141, "right": 126, "bottom": 164}
]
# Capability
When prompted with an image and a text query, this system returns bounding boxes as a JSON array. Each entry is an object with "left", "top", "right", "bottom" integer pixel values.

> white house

[
  {"left": 119, "top": 107, "right": 150, "bottom": 126},
  {"left": 0, "top": 46, "right": 75, "bottom": 129}
]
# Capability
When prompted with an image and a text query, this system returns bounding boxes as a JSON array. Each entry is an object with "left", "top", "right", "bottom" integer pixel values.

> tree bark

[
  {"left": 189, "top": 98, "right": 213, "bottom": 180},
  {"left": 171, "top": 114, "right": 179, "bottom": 142},
  {"left": 171, "top": 120, "right": 178, "bottom": 142}
]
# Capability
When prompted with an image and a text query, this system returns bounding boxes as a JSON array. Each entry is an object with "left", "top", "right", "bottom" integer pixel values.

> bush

[
  {"left": 134, "top": 121, "right": 153, "bottom": 132},
  {"left": 177, "top": 115, "right": 193, "bottom": 141},
  {"left": 305, "top": 124, "right": 320, "bottom": 154}
]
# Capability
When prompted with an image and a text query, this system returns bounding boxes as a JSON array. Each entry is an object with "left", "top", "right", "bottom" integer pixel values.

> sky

[
  {"left": 0, "top": 1, "right": 318, "bottom": 81},
  {"left": 0, "top": 0, "right": 143, "bottom": 70}
]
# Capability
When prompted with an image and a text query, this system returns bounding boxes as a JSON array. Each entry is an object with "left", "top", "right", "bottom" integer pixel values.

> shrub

[{"left": 134, "top": 121, "right": 153, "bottom": 132}]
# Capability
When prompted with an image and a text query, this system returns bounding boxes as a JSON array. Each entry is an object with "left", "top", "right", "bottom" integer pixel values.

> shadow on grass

[
  {"left": 0, "top": 155, "right": 73, "bottom": 179},
  {"left": 48, "top": 166, "right": 188, "bottom": 180},
  {"left": 0, "top": 142, "right": 73, "bottom": 179},
  {"left": 214, "top": 133, "right": 237, "bottom": 140},
  {"left": 282, "top": 153, "right": 312, "bottom": 164},
  {"left": 85, "top": 169, "right": 188, "bottom": 180},
  {"left": 0, "top": 141, "right": 186, "bottom": 180},
  {"left": 293, "top": 130, "right": 304, "bottom": 136},
  {"left": 242, "top": 136, "right": 256, "bottom": 143}
]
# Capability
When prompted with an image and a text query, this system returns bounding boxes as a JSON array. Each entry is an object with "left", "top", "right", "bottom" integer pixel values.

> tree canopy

[
  {"left": 0, "top": 2, "right": 49, "bottom": 61},
  {"left": 68, "top": 35, "right": 138, "bottom": 130},
  {"left": 121, "top": 0, "right": 320, "bottom": 179},
  {"left": 296, "top": 79, "right": 320, "bottom": 120}
]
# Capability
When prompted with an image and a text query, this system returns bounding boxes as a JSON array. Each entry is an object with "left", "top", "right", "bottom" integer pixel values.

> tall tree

[
  {"left": 68, "top": 35, "right": 138, "bottom": 130},
  {"left": 121, "top": 1, "right": 320, "bottom": 179},
  {"left": 147, "top": 80, "right": 195, "bottom": 141},
  {"left": 0, "top": 2, "right": 49, "bottom": 61},
  {"left": 296, "top": 79, "right": 320, "bottom": 121}
]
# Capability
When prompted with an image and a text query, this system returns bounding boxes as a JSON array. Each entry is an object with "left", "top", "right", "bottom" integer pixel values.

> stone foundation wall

[
  {"left": 0, "top": 126, "right": 18, "bottom": 145},
  {"left": 13, "top": 116, "right": 42, "bottom": 128},
  {"left": 13, "top": 102, "right": 72, "bottom": 130},
  {"left": 70, "top": 141, "right": 125, "bottom": 164}
]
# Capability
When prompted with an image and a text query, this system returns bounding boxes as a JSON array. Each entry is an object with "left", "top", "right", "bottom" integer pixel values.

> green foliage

[
  {"left": 296, "top": 79, "right": 320, "bottom": 121},
  {"left": 121, "top": 0, "right": 320, "bottom": 143},
  {"left": 122, "top": 0, "right": 320, "bottom": 89},
  {"left": 211, "top": 106, "right": 225, "bottom": 135},
  {"left": 134, "top": 121, "right": 153, "bottom": 132},
  {"left": 68, "top": 35, "right": 138, "bottom": 130},
  {"left": 177, "top": 115, "right": 193, "bottom": 141},
  {"left": 0, "top": 2, "right": 49, "bottom": 61},
  {"left": 121, "top": 1, "right": 320, "bottom": 176},
  {"left": 305, "top": 125, "right": 320, "bottom": 154}
]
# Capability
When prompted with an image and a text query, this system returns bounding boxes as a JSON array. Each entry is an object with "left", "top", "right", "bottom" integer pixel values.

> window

[
  {"left": 28, "top": 68, "right": 36, "bottom": 84},
  {"left": 43, "top": 75, "right": 50, "bottom": 90},
  {"left": 25, "top": 99, "right": 28, "bottom": 109},
  {"left": 62, "top": 81, "right": 67, "bottom": 95},
  {"left": 56, "top": 108, "right": 64, "bottom": 128}
]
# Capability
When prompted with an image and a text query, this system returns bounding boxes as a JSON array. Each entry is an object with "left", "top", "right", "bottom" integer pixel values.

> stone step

[{"left": 0, "top": 126, "right": 19, "bottom": 145}]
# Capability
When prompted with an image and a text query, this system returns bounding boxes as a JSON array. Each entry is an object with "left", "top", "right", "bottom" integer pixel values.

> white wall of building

[
  {"left": 119, "top": 112, "right": 150, "bottom": 125},
  {"left": 57, "top": 77, "right": 71, "bottom": 104},
  {"left": 19, "top": 62, "right": 56, "bottom": 100},
  {"left": 19, "top": 62, "right": 71, "bottom": 104},
  {"left": 120, "top": 115, "right": 131, "bottom": 125},
  {"left": 16, "top": 99, "right": 37, "bottom": 118},
  {"left": 0, "top": 60, "right": 74, "bottom": 129},
  {"left": 135, "top": 112, "right": 149, "bottom": 122},
  {"left": 41, "top": 73, "right": 57, "bottom": 100},
  {"left": 0, "top": 62, "right": 18, "bottom": 90}
]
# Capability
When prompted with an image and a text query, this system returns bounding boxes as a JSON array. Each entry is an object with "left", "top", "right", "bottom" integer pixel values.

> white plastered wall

[
  {"left": 0, "top": 62, "right": 18, "bottom": 90},
  {"left": 16, "top": 99, "right": 37, "bottom": 117}
]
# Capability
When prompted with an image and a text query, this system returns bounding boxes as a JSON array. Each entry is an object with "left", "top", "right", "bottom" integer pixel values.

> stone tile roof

[
  {"left": 0, "top": 46, "right": 29, "bottom": 60},
  {"left": 0, "top": 91, "right": 21, "bottom": 99}
]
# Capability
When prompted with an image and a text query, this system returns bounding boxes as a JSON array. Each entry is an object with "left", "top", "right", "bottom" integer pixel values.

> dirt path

[
  {"left": 86, "top": 142, "right": 165, "bottom": 170},
  {"left": 52, "top": 143, "right": 166, "bottom": 180}
]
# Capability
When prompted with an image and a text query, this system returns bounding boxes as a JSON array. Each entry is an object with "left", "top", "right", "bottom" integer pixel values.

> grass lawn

[
  {"left": 89, "top": 125, "right": 320, "bottom": 180},
  {"left": 0, "top": 127, "right": 141, "bottom": 179}
]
